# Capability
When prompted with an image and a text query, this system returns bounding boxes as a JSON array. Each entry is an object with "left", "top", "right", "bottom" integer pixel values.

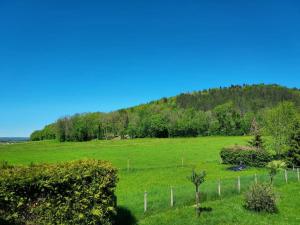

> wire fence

[{"left": 141, "top": 169, "right": 300, "bottom": 214}]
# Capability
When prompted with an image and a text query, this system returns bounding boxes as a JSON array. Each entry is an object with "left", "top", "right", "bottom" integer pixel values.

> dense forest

[{"left": 30, "top": 84, "right": 300, "bottom": 142}]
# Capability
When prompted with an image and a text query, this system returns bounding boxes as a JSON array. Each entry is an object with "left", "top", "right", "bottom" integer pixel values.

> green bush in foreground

[
  {"left": 244, "top": 183, "right": 277, "bottom": 213},
  {"left": 220, "top": 145, "right": 272, "bottom": 167},
  {"left": 0, "top": 160, "right": 118, "bottom": 225}
]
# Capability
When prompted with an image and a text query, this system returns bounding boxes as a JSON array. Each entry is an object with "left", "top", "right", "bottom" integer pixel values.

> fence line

[
  {"left": 140, "top": 169, "right": 299, "bottom": 214},
  {"left": 120, "top": 159, "right": 300, "bottom": 173}
]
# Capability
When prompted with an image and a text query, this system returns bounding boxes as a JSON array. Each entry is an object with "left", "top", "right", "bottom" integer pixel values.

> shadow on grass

[
  {"left": 199, "top": 206, "right": 213, "bottom": 213},
  {"left": 115, "top": 206, "right": 137, "bottom": 225}
]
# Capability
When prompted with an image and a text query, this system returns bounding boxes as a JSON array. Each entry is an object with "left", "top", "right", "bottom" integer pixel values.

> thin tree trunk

[{"left": 195, "top": 186, "right": 200, "bottom": 216}]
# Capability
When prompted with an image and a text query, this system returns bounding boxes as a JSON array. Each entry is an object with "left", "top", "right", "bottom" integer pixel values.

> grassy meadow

[{"left": 0, "top": 136, "right": 299, "bottom": 224}]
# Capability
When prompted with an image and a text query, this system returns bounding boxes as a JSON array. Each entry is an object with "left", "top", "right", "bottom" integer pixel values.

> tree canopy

[{"left": 30, "top": 84, "right": 300, "bottom": 142}]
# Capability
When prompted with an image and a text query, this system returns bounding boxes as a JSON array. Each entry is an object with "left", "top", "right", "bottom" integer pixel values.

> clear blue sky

[{"left": 1, "top": 0, "right": 300, "bottom": 137}]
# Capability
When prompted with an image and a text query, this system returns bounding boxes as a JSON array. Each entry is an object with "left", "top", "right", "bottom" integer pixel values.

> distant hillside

[
  {"left": 31, "top": 84, "right": 300, "bottom": 142},
  {"left": 0, "top": 137, "right": 29, "bottom": 143}
]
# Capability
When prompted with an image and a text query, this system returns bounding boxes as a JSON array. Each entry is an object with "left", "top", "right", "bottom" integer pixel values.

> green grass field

[{"left": 0, "top": 136, "right": 299, "bottom": 224}]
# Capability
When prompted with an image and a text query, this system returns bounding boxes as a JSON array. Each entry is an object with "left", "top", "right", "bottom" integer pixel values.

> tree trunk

[{"left": 195, "top": 186, "right": 200, "bottom": 216}]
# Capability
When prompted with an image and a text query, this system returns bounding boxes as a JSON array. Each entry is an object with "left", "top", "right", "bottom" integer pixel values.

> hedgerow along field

[{"left": 1, "top": 136, "right": 300, "bottom": 224}]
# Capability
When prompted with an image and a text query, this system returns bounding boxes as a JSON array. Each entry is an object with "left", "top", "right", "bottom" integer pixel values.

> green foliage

[
  {"left": 31, "top": 84, "right": 300, "bottom": 142},
  {"left": 220, "top": 145, "right": 272, "bottom": 167},
  {"left": 212, "top": 102, "right": 243, "bottom": 135},
  {"left": 263, "top": 102, "right": 298, "bottom": 156},
  {"left": 266, "top": 160, "right": 286, "bottom": 184},
  {"left": 283, "top": 148, "right": 300, "bottom": 167},
  {"left": 145, "top": 114, "right": 169, "bottom": 138},
  {"left": 282, "top": 119, "right": 300, "bottom": 166},
  {"left": 244, "top": 183, "right": 277, "bottom": 213},
  {"left": 248, "top": 118, "right": 264, "bottom": 149},
  {"left": 189, "top": 170, "right": 206, "bottom": 192},
  {"left": 0, "top": 160, "right": 118, "bottom": 225},
  {"left": 176, "top": 84, "right": 300, "bottom": 112},
  {"left": 0, "top": 161, "right": 12, "bottom": 169},
  {"left": 30, "top": 124, "right": 56, "bottom": 141}
]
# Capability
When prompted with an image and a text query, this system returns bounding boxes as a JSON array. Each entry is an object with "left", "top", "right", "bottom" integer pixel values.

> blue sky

[{"left": 1, "top": 0, "right": 300, "bottom": 137}]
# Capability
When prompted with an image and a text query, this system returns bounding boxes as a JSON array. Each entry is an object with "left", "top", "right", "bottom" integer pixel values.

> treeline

[
  {"left": 30, "top": 84, "right": 300, "bottom": 142},
  {"left": 176, "top": 84, "right": 300, "bottom": 112}
]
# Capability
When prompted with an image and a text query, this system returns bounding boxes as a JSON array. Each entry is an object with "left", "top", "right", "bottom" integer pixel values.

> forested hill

[
  {"left": 31, "top": 84, "right": 300, "bottom": 142},
  {"left": 175, "top": 84, "right": 300, "bottom": 112}
]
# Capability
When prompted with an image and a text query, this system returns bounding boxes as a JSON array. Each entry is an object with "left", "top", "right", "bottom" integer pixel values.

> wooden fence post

[
  {"left": 285, "top": 170, "right": 288, "bottom": 183},
  {"left": 254, "top": 174, "right": 257, "bottom": 184},
  {"left": 218, "top": 179, "right": 221, "bottom": 197},
  {"left": 144, "top": 191, "right": 147, "bottom": 213},
  {"left": 170, "top": 187, "right": 174, "bottom": 207},
  {"left": 297, "top": 168, "right": 299, "bottom": 182},
  {"left": 237, "top": 176, "right": 241, "bottom": 193}
]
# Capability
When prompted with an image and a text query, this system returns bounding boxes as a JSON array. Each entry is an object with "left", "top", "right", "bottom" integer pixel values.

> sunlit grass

[{"left": 0, "top": 136, "right": 299, "bottom": 224}]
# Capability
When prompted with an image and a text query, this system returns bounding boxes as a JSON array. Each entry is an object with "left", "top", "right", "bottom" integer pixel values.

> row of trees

[
  {"left": 31, "top": 102, "right": 257, "bottom": 142},
  {"left": 30, "top": 84, "right": 300, "bottom": 143}
]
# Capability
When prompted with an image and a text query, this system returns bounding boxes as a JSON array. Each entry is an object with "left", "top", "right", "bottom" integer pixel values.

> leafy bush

[
  {"left": 220, "top": 145, "right": 272, "bottom": 167},
  {"left": 0, "top": 160, "right": 118, "bottom": 225},
  {"left": 244, "top": 183, "right": 277, "bottom": 213}
]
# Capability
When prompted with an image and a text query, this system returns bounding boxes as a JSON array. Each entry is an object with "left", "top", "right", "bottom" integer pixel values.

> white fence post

[
  {"left": 285, "top": 170, "right": 288, "bottom": 183},
  {"left": 170, "top": 187, "right": 174, "bottom": 207},
  {"left": 237, "top": 176, "right": 241, "bottom": 193},
  {"left": 144, "top": 191, "right": 147, "bottom": 213},
  {"left": 218, "top": 179, "right": 221, "bottom": 197}
]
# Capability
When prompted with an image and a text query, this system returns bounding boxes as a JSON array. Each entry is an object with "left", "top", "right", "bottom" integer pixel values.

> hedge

[
  {"left": 0, "top": 160, "right": 118, "bottom": 225},
  {"left": 220, "top": 145, "right": 272, "bottom": 167}
]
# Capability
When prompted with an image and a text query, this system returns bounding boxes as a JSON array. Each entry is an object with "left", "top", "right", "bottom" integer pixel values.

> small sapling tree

[
  {"left": 267, "top": 160, "right": 286, "bottom": 184},
  {"left": 248, "top": 118, "right": 264, "bottom": 149},
  {"left": 188, "top": 170, "right": 206, "bottom": 216}
]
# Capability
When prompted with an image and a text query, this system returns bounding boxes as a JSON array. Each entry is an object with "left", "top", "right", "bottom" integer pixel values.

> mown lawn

[{"left": 0, "top": 136, "right": 299, "bottom": 224}]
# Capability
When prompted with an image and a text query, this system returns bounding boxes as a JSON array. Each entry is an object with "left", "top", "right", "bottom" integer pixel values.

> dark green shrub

[
  {"left": 244, "top": 183, "right": 277, "bottom": 213},
  {"left": 0, "top": 160, "right": 118, "bottom": 225},
  {"left": 220, "top": 145, "right": 272, "bottom": 167},
  {"left": 282, "top": 148, "right": 300, "bottom": 167}
]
